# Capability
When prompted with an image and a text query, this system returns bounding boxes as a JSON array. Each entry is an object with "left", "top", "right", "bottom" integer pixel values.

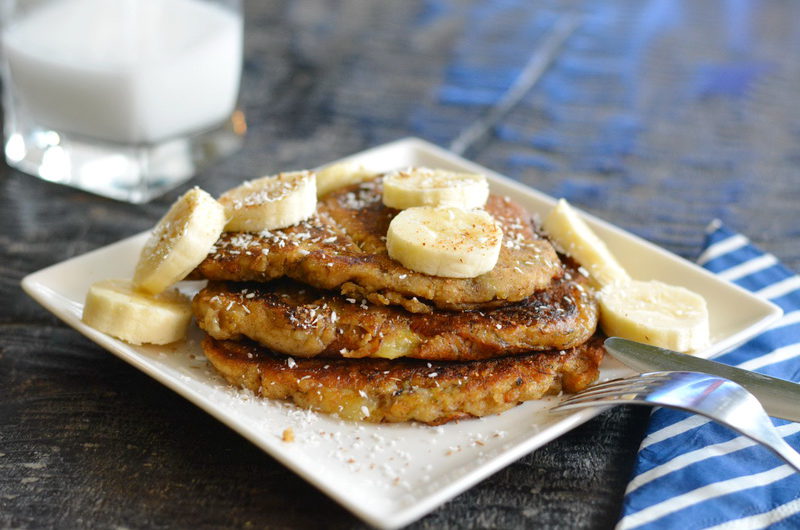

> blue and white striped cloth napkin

[{"left": 618, "top": 222, "right": 800, "bottom": 530}]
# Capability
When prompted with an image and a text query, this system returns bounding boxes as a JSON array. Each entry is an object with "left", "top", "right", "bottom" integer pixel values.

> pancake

[
  {"left": 202, "top": 334, "right": 605, "bottom": 425},
  {"left": 193, "top": 261, "right": 598, "bottom": 360},
  {"left": 191, "top": 177, "right": 562, "bottom": 313}
]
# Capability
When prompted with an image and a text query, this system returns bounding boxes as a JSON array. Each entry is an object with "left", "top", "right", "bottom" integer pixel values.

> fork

[{"left": 550, "top": 371, "right": 800, "bottom": 473}]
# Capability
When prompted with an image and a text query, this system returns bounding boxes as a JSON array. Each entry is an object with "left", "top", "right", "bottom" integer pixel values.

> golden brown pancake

[
  {"left": 191, "top": 177, "right": 562, "bottom": 313},
  {"left": 193, "top": 261, "right": 598, "bottom": 360},
  {"left": 202, "top": 334, "right": 605, "bottom": 425}
]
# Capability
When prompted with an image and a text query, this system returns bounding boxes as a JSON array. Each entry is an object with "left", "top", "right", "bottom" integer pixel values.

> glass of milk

[{"left": 1, "top": 0, "right": 244, "bottom": 203}]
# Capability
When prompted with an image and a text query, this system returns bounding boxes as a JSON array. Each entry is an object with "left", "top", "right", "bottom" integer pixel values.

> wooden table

[{"left": 3, "top": 1, "right": 799, "bottom": 527}]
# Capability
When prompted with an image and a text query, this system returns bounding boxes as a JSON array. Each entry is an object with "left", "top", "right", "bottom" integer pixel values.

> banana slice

[
  {"left": 382, "top": 167, "right": 489, "bottom": 210},
  {"left": 82, "top": 279, "right": 192, "bottom": 345},
  {"left": 133, "top": 187, "right": 226, "bottom": 295},
  {"left": 600, "top": 280, "right": 710, "bottom": 352},
  {"left": 543, "top": 198, "right": 710, "bottom": 352},
  {"left": 316, "top": 161, "right": 375, "bottom": 198},
  {"left": 219, "top": 170, "right": 317, "bottom": 232},
  {"left": 386, "top": 206, "right": 502, "bottom": 278},
  {"left": 542, "top": 198, "right": 629, "bottom": 287}
]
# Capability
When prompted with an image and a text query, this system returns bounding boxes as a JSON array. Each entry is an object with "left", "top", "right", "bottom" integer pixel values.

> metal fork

[{"left": 550, "top": 371, "right": 800, "bottom": 473}]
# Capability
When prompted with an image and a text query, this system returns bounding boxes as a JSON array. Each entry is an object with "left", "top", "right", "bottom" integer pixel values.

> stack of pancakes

[{"left": 190, "top": 176, "right": 603, "bottom": 425}]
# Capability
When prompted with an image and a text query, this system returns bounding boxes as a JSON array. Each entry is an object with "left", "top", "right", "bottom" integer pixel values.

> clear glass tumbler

[{"left": 1, "top": 0, "right": 245, "bottom": 203}]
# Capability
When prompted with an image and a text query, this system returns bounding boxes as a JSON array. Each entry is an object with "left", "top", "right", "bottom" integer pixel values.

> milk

[{"left": 2, "top": 0, "right": 242, "bottom": 144}]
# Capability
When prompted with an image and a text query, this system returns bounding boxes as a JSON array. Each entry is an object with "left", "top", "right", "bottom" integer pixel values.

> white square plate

[{"left": 22, "top": 138, "right": 782, "bottom": 529}]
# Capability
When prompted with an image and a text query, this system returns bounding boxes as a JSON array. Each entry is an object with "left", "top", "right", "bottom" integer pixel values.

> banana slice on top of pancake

[
  {"left": 219, "top": 170, "right": 317, "bottom": 232},
  {"left": 386, "top": 205, "right": 503, "bottom": 278},
  {"left": 315, "top": 161, "right": 375, "bottom": 198},
  {"left": 382, "top": 167, "right": 489, "bottom": 210}
]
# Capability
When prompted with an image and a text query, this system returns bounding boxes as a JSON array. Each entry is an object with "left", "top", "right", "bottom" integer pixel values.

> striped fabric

[{"left": 618, "top": 223, "right": 800, "bottom": 530}]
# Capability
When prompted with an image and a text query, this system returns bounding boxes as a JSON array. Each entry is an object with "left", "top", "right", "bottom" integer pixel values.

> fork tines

[{"left": 550, "top": 372, "right": 674, "bottom": 412}]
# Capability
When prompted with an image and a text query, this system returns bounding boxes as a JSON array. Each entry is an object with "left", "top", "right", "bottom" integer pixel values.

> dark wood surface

[{"left": 3, "top": 1, "right": 800, "bottom": 528}]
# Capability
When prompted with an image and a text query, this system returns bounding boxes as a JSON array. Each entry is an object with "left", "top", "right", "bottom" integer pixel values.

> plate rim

[{"left": 20, "top": 136, "right": 784, "bottom": 529}]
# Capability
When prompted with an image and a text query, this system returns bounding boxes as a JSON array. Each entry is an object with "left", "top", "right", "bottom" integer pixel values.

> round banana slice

[
  {"left": 82, "top": 279, "right": 192, "bottom": 345},
  {"left": 316, "top": 161, "right": 375, "bottom": 198},
  {"left": 382, "top": 167, "right": 489, "bottom": 210},
  {"left": 599, "top": 280, "right": 710, "bottom": 352},
  {"left": 133, "top": 187, "right": 226, "bottom": 295},
  {"left": 386, "top": 206, "right": 503, "bottom": 278},
  {"left": 542, "top": 198, "right": 629, "bottom": 287},
  {"left": 219, "top": 170, "right": 317, "bottom": 232}
]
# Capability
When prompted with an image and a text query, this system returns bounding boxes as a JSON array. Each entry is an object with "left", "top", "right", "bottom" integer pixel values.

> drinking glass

[{"left": 1, "top": 0, "right": 245, "bottom": 203}]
